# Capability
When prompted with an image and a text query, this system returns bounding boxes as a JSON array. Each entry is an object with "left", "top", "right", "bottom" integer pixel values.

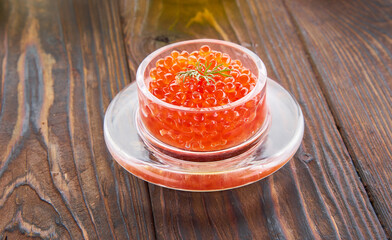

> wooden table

[{"left": 0, "top": 0, "right": 391, "bottom": 239}]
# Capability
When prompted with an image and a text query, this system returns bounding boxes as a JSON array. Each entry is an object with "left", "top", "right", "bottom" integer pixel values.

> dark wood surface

[
  {"left": 0, "top": 0, "right": 154, "bottom": 239},
  {"left": 0, "top": 0, "right": 390, "bottom": 239},
  {"left": 285, "top": 1, "right": 392, "bottom": 237}
]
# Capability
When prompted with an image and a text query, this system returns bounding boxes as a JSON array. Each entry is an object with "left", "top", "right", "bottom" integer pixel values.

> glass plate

[{"left": 104, "top": 78, "right": 304, "bottom": 192}]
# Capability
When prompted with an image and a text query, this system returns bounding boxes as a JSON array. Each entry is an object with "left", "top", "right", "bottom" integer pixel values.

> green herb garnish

[{"left": 176, "top": 61, "right": 232, "bottom": 85}]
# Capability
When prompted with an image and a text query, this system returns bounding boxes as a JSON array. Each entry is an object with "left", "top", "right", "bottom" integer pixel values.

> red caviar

[
  {"left": 148, "top": 45, "right": 257, "bottom": 107},
  {"left": 139, "top": 45, "right": 268, "bottom": 152}
]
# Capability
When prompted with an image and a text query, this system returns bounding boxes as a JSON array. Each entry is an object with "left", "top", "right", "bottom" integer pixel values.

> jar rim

[{"left": 136, "top": 39, "right": 267, "bottom": 112}]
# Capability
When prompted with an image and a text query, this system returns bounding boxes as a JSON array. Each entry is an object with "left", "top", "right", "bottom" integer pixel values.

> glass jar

[{"left": 136, "top": 39, "right": 270, "bottom": 160}]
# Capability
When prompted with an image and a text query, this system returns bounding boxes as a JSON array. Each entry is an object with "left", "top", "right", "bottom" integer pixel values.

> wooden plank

[
  {"left": 284, "top": 0, "right": 392, "bottom": 237},
  {"left": 119, "top": 0, "right": 387, "bottom": 239},
  {"left": 0, "top": 0, "right": 155, "bottom": 239}
]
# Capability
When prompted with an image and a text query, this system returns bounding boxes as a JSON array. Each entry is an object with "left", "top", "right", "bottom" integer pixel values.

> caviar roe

[
  {"left": 139, "top": 45, "right": 268, "bottom": 152},
  {"left": 148, "top": 45, "right": 257, "bottom": 108}
]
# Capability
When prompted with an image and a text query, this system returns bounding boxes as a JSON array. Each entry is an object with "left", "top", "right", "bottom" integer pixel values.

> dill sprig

[{"left": 176, "top": 61, "right": 232, "bottom": 85}]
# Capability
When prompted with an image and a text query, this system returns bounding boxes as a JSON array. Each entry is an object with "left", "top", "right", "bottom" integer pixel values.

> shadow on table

[{"left": 147, "top": 164, "right": 297, "bottom": 239}]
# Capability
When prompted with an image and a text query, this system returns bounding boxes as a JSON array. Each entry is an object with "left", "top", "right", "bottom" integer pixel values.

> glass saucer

[{"left": 104, "top": 78, "right": 304, "bottom": 192}]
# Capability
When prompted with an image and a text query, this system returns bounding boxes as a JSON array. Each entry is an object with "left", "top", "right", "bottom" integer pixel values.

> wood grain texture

[
  {"left": 0, "top": 0, "right": 155, "bottom": 239},
  {"left": 284, "top": 0, "right": 392, "bottom": 237},
  {"left": 119, "top": 0, "right": 387, "bottom": 239}
]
